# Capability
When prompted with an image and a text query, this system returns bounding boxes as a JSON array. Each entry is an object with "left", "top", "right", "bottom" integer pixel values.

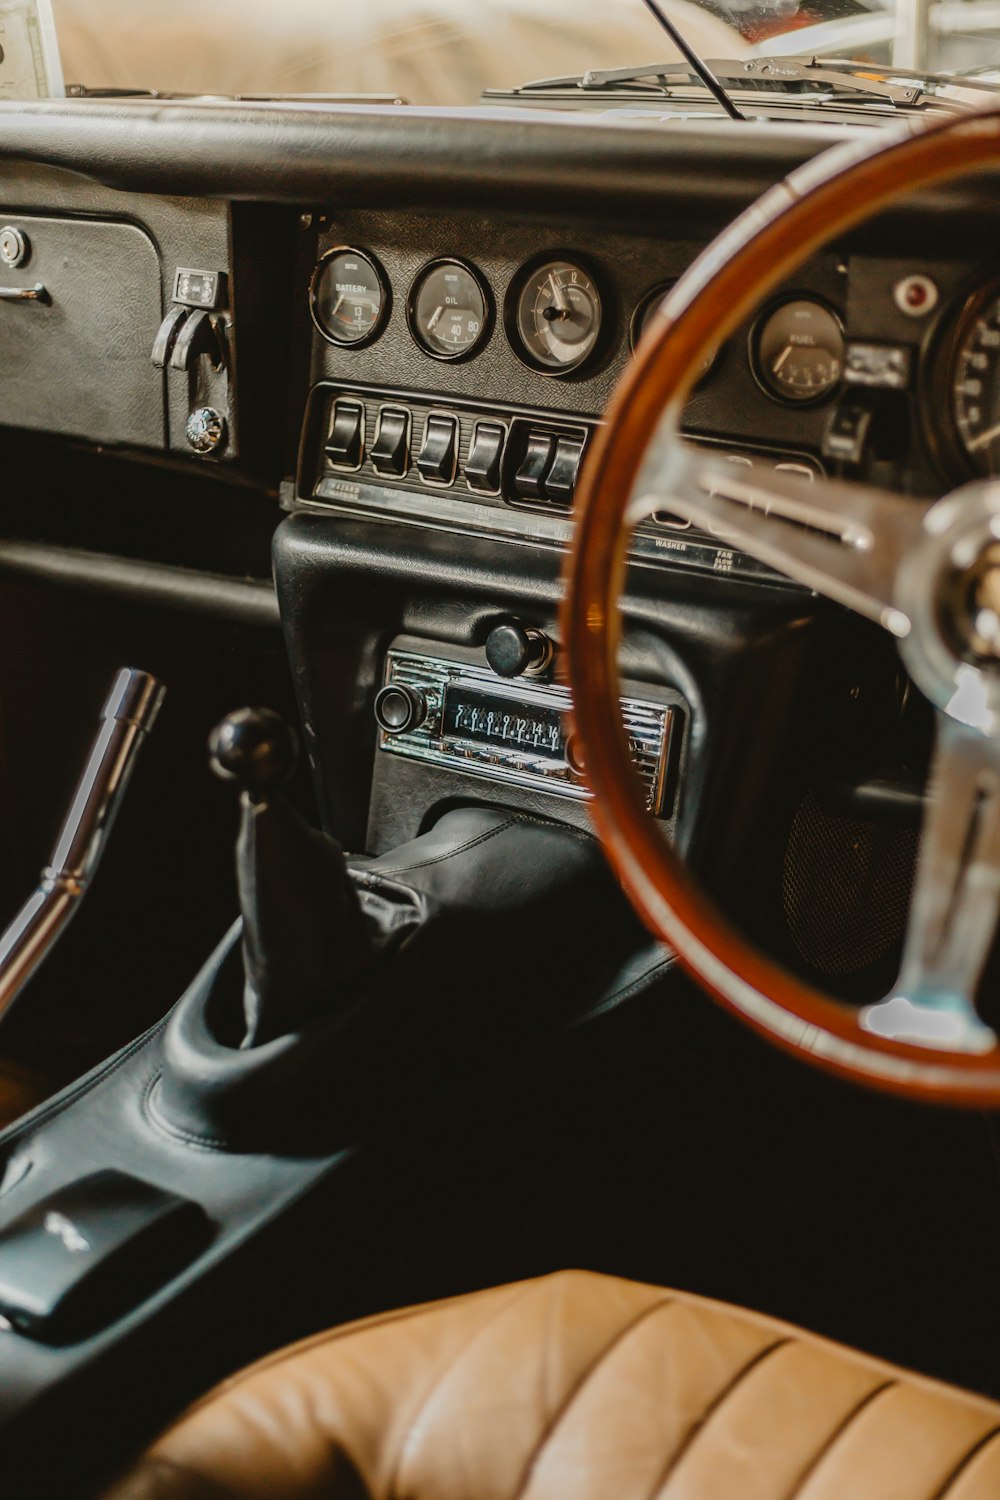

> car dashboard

[{"left": 4, "top": 96, "right": 1000, "bottom": 1491}]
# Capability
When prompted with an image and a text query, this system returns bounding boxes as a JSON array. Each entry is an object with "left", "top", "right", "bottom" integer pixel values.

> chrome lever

[
  {"left": 0, "top": 283, "right": 48, "bottom": 303},
  {"left": 0, "top": 668, "right": 165, "bottom": 1030}
]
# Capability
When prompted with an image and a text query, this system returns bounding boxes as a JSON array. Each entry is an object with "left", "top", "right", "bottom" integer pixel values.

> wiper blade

[{"left": 571, "top": 57, "right": 928, "bottom": 107}]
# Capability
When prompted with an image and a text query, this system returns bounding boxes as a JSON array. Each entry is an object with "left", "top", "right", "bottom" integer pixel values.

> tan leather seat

[{"left": 105, "top": 1270, "right": 1000, "bottom": 1499}]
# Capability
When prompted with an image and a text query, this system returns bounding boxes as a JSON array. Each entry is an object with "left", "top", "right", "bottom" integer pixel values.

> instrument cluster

[
  {"left": 311, "top": 245, "right": 608, "bottom": 375},
  {"left": 309, "top": 242, "right": 852, "bottom": 405},
  {"left": 308, "top": 242, "right": 1000, "bottom": 496}
]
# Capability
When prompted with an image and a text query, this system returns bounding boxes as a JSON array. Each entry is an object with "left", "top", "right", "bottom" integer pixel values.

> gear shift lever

[{"left": 208, "top": 708, "right": 370, "bottom": 1047}]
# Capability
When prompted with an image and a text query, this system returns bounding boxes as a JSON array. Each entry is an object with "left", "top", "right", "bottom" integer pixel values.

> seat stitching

[
  {"left": 387, "top": 1278, "right": 544, "bottom": 1498},
  {"left": 508, "top": 1294, "right": 676, "bottom": 1500},
  {"left": 776, "top": 1378, "right": 896, "bottom": 1500},
  {"left": 641, "top": 1336, "right": 792, "bottom": 1500},
  {"left": 932, "top": 1422, "right": 1000, "bottom": 1499}
]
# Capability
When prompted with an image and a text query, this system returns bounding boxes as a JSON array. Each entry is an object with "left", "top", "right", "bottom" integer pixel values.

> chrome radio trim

[{"left": 377, "top": 648, "right": 674, "bottom": 813}]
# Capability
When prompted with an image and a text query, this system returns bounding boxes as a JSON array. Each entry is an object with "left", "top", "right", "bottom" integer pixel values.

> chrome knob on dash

[{"left": 0, "top": 283, "right": 48, "bottom": 303}]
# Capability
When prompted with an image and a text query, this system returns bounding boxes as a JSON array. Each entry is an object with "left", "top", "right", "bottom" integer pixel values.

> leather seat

[{"left": 104, "top": 1270, "right": 1000, "bottom": 1499}]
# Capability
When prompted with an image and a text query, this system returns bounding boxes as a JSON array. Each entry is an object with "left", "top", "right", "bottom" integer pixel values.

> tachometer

[
  {"left": 310, "top": 247, "right": 389, "bottom": 348},
  {"left": 950, "top": 286, "right": 1000, "bottom": 475},
  {"left": 752, "top": 298, "right": 844, "bottom": 405}
]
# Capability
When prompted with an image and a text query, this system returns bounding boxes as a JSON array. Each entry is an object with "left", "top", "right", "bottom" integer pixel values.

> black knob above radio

[
  {"left": 485, "top": 622, "right": 552, "bottom": 679},
  {"left": 374, "top": 683, "right": 427, "bottom": 736}
]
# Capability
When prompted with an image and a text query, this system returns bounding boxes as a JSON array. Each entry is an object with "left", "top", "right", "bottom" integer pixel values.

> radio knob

[
  {"left": 485, "top": 623, "right": 553, "bottom": 679},
  {"left": 374, "top": 683, "right": 427, "bottom": 736}
]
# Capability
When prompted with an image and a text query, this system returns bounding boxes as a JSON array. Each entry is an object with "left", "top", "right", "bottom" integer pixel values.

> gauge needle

[
  {"left": 968, "top": 421, "right": 1000, "bottom": 452},
  {"left": 330, "top": 293, "right": 346, "bottom": 319},
  {"left": 772, "top": 345, "right": 793, "bottom": 374},
  {"left": 427, "top": 306, "right": 444, "bottom": 333},
  {"left": 548, "top": 273, "right": 571, "bottom": 318}
]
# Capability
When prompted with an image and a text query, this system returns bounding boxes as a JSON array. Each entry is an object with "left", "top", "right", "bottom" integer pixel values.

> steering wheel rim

[{"left": 564, "top": 103, "right": 1000, "bottom": 1107}]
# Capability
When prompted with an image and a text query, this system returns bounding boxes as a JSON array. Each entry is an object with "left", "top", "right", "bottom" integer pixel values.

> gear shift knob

[
  {"left": 208, "top": 706, "right": 370, "bottom": 1046},
  {"left": 208, "top": 708, "right": 297, "bottom": 802}
]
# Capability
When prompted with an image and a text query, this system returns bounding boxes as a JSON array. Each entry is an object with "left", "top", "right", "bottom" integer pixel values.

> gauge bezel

[
  {"left": 749, "top": 294, "right": 846, "bottom": 408},
  {"left": 309, "top": 245, "right": 391, "bottom": 350},
  {"left": 506, "top": 253, "right": 606, "bottom": 378},
  {"left": 934, "top": 274, "right": 1000, "bottom": 482},
  {"left": 407, "top": 257, "right": 493, "bottom": 364},
  {"left": 630, "top": 280, "right": 722, "bottom": 385}
]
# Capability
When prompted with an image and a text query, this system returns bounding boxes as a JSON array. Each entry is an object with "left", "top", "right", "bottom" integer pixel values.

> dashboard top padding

[{"left": 0, "top": 99, "right": 867, "bottom": 220}]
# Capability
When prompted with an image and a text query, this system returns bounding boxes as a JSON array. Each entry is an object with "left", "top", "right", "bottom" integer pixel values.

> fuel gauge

[{"left": 752, "top": 297, "right": 845, "bottom": 405}]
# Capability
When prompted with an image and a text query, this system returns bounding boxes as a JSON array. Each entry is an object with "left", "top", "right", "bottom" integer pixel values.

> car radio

[{"left": 374, "top": 646, "right": 676, "bottom": 814}]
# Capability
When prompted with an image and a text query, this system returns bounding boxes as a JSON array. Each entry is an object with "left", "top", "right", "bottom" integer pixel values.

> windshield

[{"left": 41, "top": 0, "right": 998, "bottom": 103}]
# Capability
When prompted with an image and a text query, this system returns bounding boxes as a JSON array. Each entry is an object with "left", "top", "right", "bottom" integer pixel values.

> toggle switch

[
  {"left": 169, "top": 308, "right": 225, "bottom": 372},
  {"left": 151, "top": 305, "right": 190, "bottom": 369}
]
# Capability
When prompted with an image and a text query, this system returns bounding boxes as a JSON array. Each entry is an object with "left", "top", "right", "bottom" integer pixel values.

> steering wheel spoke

[
  {"left": 861, "top": 712, "right": 1000, "bottom": 1053},
  {"left": 629, "top": 441, "right": 928, "bottom": 637}
]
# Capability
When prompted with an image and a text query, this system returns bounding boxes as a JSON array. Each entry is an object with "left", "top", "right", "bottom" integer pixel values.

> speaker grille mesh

[{"left": 782, "top": 790, "right": 917, "bottom": 978}]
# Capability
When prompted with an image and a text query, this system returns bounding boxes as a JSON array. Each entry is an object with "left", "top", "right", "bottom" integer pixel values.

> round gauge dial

[
  {"left": 951, "top": 287, "right": 1000, "bottom": 475},
  {"left": 512, "top": 258, "right": 602, "bottom": 374},
  {"left": 753, "top": 298, "right": 845, "bottom": 404},
  {"left": 409, "top": 259, "right": 490, "bottom": 361},
  {"left": 310, "top": 247, "right": 388, "bottom": 347},
  {"left": 631, "top": 281, "right": 718, "bottom": 381}
]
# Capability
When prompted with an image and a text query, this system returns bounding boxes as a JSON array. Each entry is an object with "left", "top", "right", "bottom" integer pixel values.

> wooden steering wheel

[{"left": 565, "top": 105, "right": 1000, "bottom": 1107}]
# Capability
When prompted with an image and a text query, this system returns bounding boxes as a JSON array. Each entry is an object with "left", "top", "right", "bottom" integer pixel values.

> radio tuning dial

[
  {"left": 485, "top": 623, "right": 553, "bottom": 679},
  {"left": 374, "top": 683, "right": 427, "bottom": 736}
]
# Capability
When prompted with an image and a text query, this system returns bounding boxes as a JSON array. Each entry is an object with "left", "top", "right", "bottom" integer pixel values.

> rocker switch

[
  {"left": 370, "top": 407, "right": 411, "bottom": 477},
  {"left": 465, "top": 422, "right": 505, "bottom": 494},
  {"left": 543, "top": 434, "right": 586, "bottom": 504},
  {"left": 514, "top": 430, "right": 556, "bottom": 499},
  {"left": 415, "top": 413, "right": 458, "bottom": 486},
  {"left": 325, "top": 399, "right": 365, "bottom": 470}
]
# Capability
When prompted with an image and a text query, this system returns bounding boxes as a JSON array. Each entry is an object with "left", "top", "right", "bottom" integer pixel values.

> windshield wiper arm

[{"left": 637, "top": 0, "right": 745, "bottom": 120}]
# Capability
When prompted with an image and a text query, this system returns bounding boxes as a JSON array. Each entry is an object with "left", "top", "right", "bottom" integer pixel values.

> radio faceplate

[{"left": 379, "top": 648, "right": 674, "bottom": 813}]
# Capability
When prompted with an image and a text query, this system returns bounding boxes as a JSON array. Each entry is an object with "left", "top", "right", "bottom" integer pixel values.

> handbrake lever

[{"left": 0, "top": 668, "right": 165, "bottom": 1030}]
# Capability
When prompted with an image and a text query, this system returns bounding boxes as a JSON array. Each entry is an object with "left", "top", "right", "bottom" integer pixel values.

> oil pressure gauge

[
  {"left": 511, "top": 257, "right": 603, "bottom": 374},
  {"left": 409, "top": 258, "right": 491, "bottom": 361}
]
